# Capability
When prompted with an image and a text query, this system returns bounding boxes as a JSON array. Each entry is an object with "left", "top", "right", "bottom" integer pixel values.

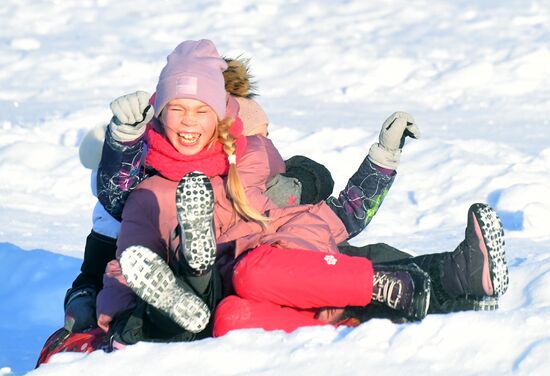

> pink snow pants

[{"left": 213, "top": 244, "right": 373, "bottom": 336}]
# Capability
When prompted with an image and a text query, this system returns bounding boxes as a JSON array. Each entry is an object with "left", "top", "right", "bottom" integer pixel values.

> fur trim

[{"left": 223, "top": 56, "right": 257, "bottom": 98}]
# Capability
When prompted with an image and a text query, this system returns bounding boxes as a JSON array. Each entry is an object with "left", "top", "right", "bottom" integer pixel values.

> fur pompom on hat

[
  {"left": 154, "top": 39, "right": 228, "bottom": 119},
  {"left": 223, "top": 56, "right": 257, "bottom": 98},
  {"left": 223, "top": 57, "right": 268, "bottom": 136}
]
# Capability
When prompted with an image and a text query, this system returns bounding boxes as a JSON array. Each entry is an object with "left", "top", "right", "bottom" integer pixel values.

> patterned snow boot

[
  {"left": 405, "top": 252, "right": 500, "bottom": 315},
  {"left": 371, "top": 263, "right": 431, "bottom": 321},
  {"left": 120, "top": 245, "right": 211, "bottom": 333},
  {"left": 441, "top": 203, "right": 509, "bottom": 298},
  {"left": 175, "top": 171, "right": 216, "bottom": 276},
  {"left": 35, "top": 327, "right": 110, "bottom": 368}
]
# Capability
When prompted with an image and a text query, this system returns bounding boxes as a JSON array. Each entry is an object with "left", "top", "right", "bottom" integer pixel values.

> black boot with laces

[{"left": 371, "top": 263, "right": 431, "bottom": 321}]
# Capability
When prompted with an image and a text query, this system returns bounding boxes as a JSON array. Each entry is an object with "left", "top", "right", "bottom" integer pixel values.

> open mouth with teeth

[{"left": 178, "top": 132, "right": 201, "bottom": 145}]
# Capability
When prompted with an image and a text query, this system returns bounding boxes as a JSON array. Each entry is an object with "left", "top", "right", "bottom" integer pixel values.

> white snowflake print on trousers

[{"left": 324, "top": 255, "right": 338, "bottom": 265}]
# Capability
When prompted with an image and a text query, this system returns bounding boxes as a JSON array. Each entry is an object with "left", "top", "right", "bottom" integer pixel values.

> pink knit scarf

[{"left": 145, "top": 117, "right": 247, "bottom": 181}]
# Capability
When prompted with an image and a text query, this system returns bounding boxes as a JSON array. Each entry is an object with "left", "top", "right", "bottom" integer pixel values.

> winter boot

[
  {"left": 441, "top": 203, "right": 509, "bottom": 298},
  {"left": 343, "top": 254, "right": 500, "bottom": 323},
  {"left": 108, "top": 298, "right": 210, "bottom": 346},
  {"left": 120, "top": 245, "right": 211, "bottom": 333},
  {"left": 175, "top": 171, "right": 216, "bottom": 276},
  {"left": 405, "top": 252, "right": 500, "bottom": 314},
  {"left": 371, "top": 263, "right": 431, "bottom": 321},
  {"left": 63, "top": 286, "right": 97, "bottom": 333},
  {"left": 35, "top": 327, "right": 111, "bottom": 368}
]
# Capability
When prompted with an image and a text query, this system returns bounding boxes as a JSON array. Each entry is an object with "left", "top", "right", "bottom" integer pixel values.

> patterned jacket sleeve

[
  {"left": 326, "top": 156, "right": 395, "bottom": 239},
  {"left": 96, "top": 127, "right": 147, "bottom": 221}
]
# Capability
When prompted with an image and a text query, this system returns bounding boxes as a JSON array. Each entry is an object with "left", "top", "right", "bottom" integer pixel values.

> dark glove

[
  {"left": 265, "top": 174, "right": 302, "bottom": 207},
  {"left": 283, "top": 155, "right": 335, "bottom": 204}
]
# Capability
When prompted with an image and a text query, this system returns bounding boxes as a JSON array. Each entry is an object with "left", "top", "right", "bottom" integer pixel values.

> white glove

[
  {"left": 367, "top": 112, "right": 421, "bottom": 169},
  {"left": 109, "top": 91, "right": 154, "bottom": 142}
]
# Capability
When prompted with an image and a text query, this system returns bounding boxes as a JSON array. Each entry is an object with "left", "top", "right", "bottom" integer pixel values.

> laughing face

[{"left": 161, "top": 98, "right": 218, "bottom": 155}]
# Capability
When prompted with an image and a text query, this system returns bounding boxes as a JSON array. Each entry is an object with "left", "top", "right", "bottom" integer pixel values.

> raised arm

[
  {"left": 97, "top": 91, "right": 153, "bottom": 220},
  {"left": 326, "top": 112, "right": 421, "bottom": 239}
]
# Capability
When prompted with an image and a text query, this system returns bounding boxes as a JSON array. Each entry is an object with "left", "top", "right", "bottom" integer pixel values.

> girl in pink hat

[{"left": 62, "top": 54, "right": 319, "bottom": 337}]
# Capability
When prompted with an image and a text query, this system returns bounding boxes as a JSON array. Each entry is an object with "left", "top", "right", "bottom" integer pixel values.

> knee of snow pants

[
  {"left": 213, "top": 295, "right": 327, "bottom": 336},
  {"left": 70, "top": 230, "right": 117, "bottom": 293},
  {"left": 232, "top": 244, "right": 374, "bottom": 310}
]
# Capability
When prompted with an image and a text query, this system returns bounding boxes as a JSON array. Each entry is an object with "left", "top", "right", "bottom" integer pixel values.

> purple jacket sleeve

[
  {"left": 96, "top": 127, "right": 148, "bottom": 221},
  {"left": 96, "top": 186, "right": 165, "bottom": 323},
  {"left": 115, "top": 187, "right": 166, "bottom": 257},
  {"left": 326, "top": 156, "right": 395, "bottom": 239},
  {"left": 96, "top": 259, "right": 135, "bottom": 325}
]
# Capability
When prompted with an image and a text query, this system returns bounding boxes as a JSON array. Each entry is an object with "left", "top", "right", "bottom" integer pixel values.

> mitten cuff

[
  {"left": 367, "top": 143, "right": 401, "bottom": 170},
  {"left": 109, "top": 119, "right": 147, "bottom": 143}
]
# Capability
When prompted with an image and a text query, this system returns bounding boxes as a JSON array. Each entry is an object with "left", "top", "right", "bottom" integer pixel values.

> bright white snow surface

[{"left": 1, "top": 0, "right": 549, "bottom": 375}]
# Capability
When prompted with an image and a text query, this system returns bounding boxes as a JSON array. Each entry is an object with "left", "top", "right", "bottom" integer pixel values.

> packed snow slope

[{"left": 0, "top": 0, "right": 549, "bottom": 375}]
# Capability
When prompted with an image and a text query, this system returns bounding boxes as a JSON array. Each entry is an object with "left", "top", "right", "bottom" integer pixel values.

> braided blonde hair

[{"left": 216, "top": 117, "right": 269, "bottom": 226}]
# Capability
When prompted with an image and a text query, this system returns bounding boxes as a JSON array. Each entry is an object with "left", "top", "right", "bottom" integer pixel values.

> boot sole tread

[
  {"left": 120, "top": 245, "right": 210, "bottom": 333},
  {"left": 472, "top": 203, "right": 509, "bottom": 296},
  {"left": 176, "top": 172, "right": 216, "bottom": 275}
]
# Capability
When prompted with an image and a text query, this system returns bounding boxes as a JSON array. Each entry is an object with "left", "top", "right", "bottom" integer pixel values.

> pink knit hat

[
  {"left": 236, "top": 97, "right": 269, "bottom": 136},
  {"left": 154, "top": 39, "right": 228, "bottom": 119}
]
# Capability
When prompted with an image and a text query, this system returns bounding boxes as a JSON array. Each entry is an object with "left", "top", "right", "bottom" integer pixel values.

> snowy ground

[{"left": 1, "top": 0, "right": 549, "bottom": 375}]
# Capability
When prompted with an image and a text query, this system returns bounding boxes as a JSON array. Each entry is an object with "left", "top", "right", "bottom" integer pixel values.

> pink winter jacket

[{"left": 96, "top": 135, "right": 349, "bottom": 324}]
